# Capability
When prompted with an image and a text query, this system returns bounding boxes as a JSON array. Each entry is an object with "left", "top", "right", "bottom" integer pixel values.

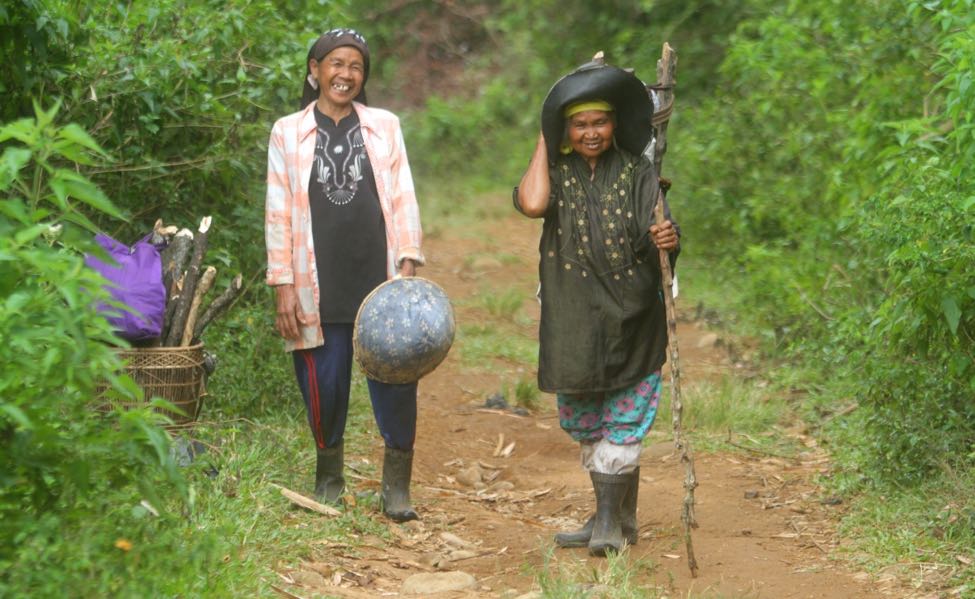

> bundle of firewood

[{"left": 154, "top": 216, "right": 244, "bottom": 347}]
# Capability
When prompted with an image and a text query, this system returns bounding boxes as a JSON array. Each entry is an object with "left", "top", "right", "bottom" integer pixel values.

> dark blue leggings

[{"left": 292, "top": 323, "right": 417, "bottom": 451}]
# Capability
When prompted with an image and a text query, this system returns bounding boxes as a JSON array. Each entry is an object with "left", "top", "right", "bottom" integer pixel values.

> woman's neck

[
  {"left": 315, "top": 98, "right": 354, "bottom": 124},
  {"left": 586, "top": 156, "right": 600, "bottom": 179}
]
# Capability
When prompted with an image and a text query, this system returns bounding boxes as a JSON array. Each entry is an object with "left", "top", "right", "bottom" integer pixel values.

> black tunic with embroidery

[
  {"left": 308, "top": 107, "right": 387, "bottom": 323},
  {"left": 527, "top": 147, "right": 677, "bottom": 394}
]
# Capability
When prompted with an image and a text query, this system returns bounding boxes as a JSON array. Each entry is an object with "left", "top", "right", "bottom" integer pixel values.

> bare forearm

[{"left": 516, "top": 133, "right": 551, "bottom": 218}]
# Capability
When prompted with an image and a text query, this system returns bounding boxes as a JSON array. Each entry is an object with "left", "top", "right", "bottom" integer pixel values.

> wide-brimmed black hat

[{"left": 541, "top": 60, "right": 653, "bottom": 162}]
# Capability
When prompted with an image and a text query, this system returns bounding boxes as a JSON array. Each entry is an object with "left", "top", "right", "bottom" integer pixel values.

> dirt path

[{"left": 282, "top": 213, "right": 892, "bottom": 598}]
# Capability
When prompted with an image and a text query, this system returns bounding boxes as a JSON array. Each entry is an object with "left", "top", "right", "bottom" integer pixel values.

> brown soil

[{"left": 278, "top": 212, "right": 897, "bottom": 598}]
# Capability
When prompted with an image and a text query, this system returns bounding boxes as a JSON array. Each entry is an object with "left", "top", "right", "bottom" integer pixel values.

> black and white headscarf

[{"left": 301, "top": 28, "right": 371, "bottom": 109}]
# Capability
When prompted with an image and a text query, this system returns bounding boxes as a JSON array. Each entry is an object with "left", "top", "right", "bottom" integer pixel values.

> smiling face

[
  {"left": 566, "top": 110, "right": 615, "bottom": 166},
  {"left": 309, "top": 46, "right": 365, "bottom": 115}
]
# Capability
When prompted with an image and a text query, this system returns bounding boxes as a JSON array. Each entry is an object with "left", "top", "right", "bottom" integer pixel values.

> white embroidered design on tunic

[{"left": 313, "top": 124, "right": 366, "bottom": 205}]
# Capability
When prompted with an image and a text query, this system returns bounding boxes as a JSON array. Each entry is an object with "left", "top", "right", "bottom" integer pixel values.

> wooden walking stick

[{"left": 650, "top": 42, "right": 700, "bottom": 577}]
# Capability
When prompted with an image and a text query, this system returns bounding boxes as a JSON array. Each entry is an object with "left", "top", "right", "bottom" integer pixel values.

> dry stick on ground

[
  {"left": 192, "top": 273, "right": 244, "bottom": 341},
  {"left": 180, "top": 265, "right": 217, "bottom": 346},
  {"left": 270, "top": 483, "right": 341, "bottom": 517},
  {"left": 164, "top": 216, "right": 211, "bottom": 346},
  {"left": 651, "top": 41, "right": 700, "bottom": 577}
]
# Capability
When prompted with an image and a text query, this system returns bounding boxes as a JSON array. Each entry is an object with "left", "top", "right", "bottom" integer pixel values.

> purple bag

[{"left": 85, "top": 233, "right": 166, "bottom": 341}]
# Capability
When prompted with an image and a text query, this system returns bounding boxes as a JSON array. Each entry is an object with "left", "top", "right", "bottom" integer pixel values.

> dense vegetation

[
  {"left": 674, "top": 1, "right": 975, "bottom": 488},
  {"left": 2, "top": 0, "right": 973, "bottom": 595}
]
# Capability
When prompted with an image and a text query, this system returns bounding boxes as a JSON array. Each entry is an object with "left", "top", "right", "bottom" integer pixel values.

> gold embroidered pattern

[{"left": 558, "top": 160, "right": 639, "bottom": 276}]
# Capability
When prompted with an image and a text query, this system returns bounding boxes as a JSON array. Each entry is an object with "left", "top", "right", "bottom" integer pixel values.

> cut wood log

[
  {"left": 192, "top": 273, "right": 244, "bottom": 341},
  {"left": 160, "top": 228, "right": 194, "bottom": 341},
  {"left": 180, "top": 265, "right": 216, "bottom": 346},
  {"left": 162, "top": 272, "right": 184, "bottom": 343},
  {"left": 652, "top": 41, "right": 700, "bottom": 578},
  {"left": 164, "top": 216, "right": 211, "bottom": 346},
  {"left": 150, "top": 219, "right": 164, "bottom": 245},
  {"left": 161, "top": 228, "right": 194, "bottom": 293},
  {"left": 151, "top": 219, "right": 179, "bottom": 246}
]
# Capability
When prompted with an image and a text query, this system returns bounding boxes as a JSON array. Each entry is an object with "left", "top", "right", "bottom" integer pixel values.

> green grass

[
  {"left": 528, "top": 544, "right": 662, "bottom": 598},
  {"left": 834, "top": 470, "right": 975, "bottom": 595},
  {"left": 649, "top": 375, "right": 795, "bottom": 457},
  {"left": 477, "top": 286, "right": 525, "bottom": 321},
  {"left": 456, "top": 322, "right": 538, "bottom": 369},
  {"left": 418, "top": 182, "right": 514, "bottom": 238},
  {"left": 681, "top": 377, "right": 790, "bottom": 434},
  {"left": 513, "top": 377, "right": 542, "bottom": 411}
]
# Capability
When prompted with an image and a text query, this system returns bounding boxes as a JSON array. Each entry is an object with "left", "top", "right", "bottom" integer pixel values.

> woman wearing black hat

[
  {"left": 265, "top": 28, "right": 425, "bottom": 521},
  {"left": 514, "top": 60, "right": 679, "bottom": 555}
]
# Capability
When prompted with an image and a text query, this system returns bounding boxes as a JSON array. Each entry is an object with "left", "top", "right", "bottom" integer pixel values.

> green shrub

[
  {"left": 672, "top": 0, "right": 975, "bottom": 481},
  {"left": 0, "top": 104, "right": 192, "bottom": 594},
  {"left": 2, "top": 0, "right": 353, "bottom": 276}
]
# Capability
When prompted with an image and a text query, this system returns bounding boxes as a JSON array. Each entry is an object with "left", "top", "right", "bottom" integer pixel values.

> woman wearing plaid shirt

[{"left": 265, "top": 28, "right": 424, "bottom": 521}]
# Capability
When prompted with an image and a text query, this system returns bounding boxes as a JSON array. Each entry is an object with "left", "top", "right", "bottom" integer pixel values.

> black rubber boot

[
  {"left": 621, "top": 467, "right": 640, "bottom": 545},
  {"left": 554, "top": 468, "right": 640, "bottom": 548},
  {"left": 314, "top": 441, "right": 345, "bottom": 505},
  {"left": 381, "top": 447, "right": 418, "bottom": 522},
  {"left": 554, "top": 514, "right": 595, "bottom": 548},
  {"left": 588, "top": 471, "right": 628, "bottom": 556}
]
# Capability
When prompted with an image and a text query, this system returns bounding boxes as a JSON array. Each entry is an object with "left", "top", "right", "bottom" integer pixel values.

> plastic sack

[{"left": 85, "top": 233, "right": 166, "bottom": 341}]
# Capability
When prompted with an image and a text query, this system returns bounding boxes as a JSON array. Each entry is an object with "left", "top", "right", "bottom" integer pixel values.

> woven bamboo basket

[{"left": 106, "top": 343, "right": 207, "bottom": 427}]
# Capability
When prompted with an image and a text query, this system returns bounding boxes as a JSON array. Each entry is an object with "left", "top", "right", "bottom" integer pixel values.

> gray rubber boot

[
  {"left": 381, "top": 447, "right": 419, "bottom": 522},
  {"left": 554, "top": 468, "right": 639, "bottom": 548},
  {"left": 588, "top": 472, "right": 628, "bottom": 556},
  {"left": 314, "top": 441, "right": 345, "bottom": 505}
]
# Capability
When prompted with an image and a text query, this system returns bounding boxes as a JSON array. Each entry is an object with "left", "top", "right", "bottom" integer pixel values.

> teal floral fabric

[{"left": 557, "top": 371, "right": 662, "bottom": 444}]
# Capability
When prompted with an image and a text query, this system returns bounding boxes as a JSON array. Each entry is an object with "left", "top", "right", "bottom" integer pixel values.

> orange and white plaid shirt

[{"left": 265, "top": 101, "right": 424, "bottom": 351}]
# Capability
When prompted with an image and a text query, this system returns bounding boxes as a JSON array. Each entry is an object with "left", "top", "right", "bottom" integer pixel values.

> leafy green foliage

[
  {"left": 2, "top": 0, "right": 353, "bottom": 276},
  {"left": 0, "top": 104, "right": 194, "bottom": 595},
  {"left": 201, "top": 294, "right": 297, "bottom": 418},
  {"left": 671, "top": 0, "right": 975, "bottom": 482}
]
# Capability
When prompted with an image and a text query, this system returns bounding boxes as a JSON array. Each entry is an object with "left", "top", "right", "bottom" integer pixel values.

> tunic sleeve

[{"left": 631, "top": 159, "right": 679, "bottom": 267}]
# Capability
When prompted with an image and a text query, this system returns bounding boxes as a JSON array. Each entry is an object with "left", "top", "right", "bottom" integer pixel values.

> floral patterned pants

[{"left": 556, "top": 371, "right": 661, "bottom": 445}]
